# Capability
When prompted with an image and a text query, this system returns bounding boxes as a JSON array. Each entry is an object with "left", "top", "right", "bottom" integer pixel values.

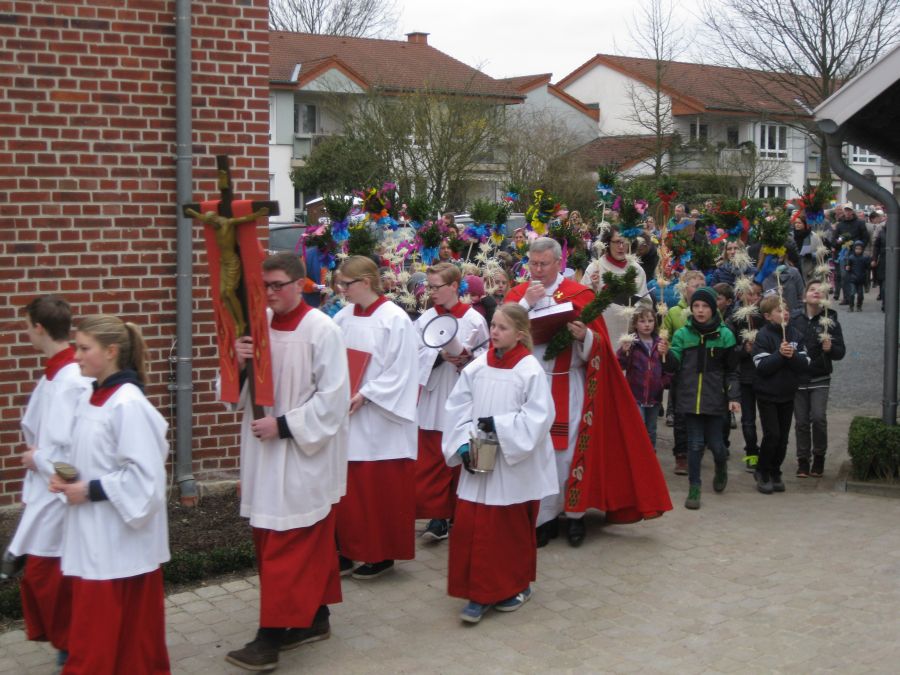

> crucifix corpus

[{"left": 182, "top": 155, "right": 279, "bottom": 418}]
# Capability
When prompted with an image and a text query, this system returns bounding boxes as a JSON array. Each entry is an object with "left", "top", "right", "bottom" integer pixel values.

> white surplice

[
  {"left": 235, "top": 308, "right": 350, "bottom": 531},
  {"left": 442, "top": 353, "right": 558, "bottom": 506},
  {"left": 9, "top": 362, "right": 92, "bottom": 557},
  {"left": 414, "top": 306, "right": 489, "bottom": 432},
  {"left": 333, "top": 300, "right": 419, "bottom": 461},
  {"left": 583, "top": 257, "right": 650, "bottom": 346},
  {"left": 60, "top": 384, "right": 170, "bottom": 581}
]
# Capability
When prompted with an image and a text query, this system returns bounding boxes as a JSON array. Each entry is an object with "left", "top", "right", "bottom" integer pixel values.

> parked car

[{"left": 268, "top": 224, "right": 306, "bottom": 254}]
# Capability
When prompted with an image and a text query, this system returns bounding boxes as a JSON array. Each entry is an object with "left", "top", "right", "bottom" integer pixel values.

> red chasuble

[{"left": 506, "top": 279, "right": 672, "bottom": 523}]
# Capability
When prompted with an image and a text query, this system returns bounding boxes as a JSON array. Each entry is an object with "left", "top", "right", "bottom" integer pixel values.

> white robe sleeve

[
  {"left": 359, "top": 312, "right": 419, "bottom": 424},
  {"left": 31, "top": 379, "right": 86, "bottom": 482},
  {"left": 491, "top": 364, "right": 554, "bottom": 466},
  {"left": 99, "top": 397, "right": 168, "bottom": 530},
  {"left": 442, "top": 366, "right": 476, "bottom": 468},
  {"left": 283, "top": 321, "right": 350, "bottom": 456}
]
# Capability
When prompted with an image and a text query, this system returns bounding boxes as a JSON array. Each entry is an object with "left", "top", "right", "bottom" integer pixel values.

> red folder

[
  {"left": 347, "top": 348, "right": 372, "bottom": 397},
  {"left": 529, "top": 301, "right": 577, "bottom": 345}
]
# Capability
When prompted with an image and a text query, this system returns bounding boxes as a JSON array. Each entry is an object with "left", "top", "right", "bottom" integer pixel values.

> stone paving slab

[{"left": 4, "top": 408, "right": 900, "bottom": 673}]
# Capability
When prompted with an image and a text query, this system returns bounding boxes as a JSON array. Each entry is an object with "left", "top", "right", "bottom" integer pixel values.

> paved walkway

[{"left": 3, "top": 408, "right": 900, "bottom": 674}]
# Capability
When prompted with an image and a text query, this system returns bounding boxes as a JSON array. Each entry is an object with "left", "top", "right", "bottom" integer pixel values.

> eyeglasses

[
  {"left": 335, "top": 278, "right": 363, "bottom": 290},
  {"left": 426, "top": 282, "right": 449, "bottom": 292},
  {"left": 610, "top": 239, "right": 628, "bottom": 246},
  {"left": 263, "top": 279, "right": 298, "bottom": 292},
  {"left": 529, "top": 260, "right": 556, "bottom": 269}
]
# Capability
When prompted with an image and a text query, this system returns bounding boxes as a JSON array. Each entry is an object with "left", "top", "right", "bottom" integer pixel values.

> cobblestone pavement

[{"left": 3, "top": 414, "right": 899, "bottom": 672}]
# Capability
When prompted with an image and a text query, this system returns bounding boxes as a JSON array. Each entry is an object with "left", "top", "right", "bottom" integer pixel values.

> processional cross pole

[{"left": 182, "top": 155, "right": 279, "bottom": 419}]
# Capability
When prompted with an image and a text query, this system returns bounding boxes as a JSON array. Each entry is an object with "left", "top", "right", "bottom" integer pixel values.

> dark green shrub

[{"left": 848, "top": 416, "right": 900, "bottom": 481}]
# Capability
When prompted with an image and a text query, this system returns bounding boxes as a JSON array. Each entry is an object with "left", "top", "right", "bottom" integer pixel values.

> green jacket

[
  {"left": 662, "top": 298, "right": 689, "bottom": 338},
  {"left": 664, "top": 318, "right": 740, "bottom": 415}
]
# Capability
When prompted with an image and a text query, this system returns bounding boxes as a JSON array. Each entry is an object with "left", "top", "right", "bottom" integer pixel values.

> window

[
  {"left": 689, "top": 123, "right": 708, "bottom": 142},
  {"left": 759, "top": 124, "right": 788, "bottom": 158},
  {"left": 850, "top": 145, "right": 878, "bottom": 164},
  {"left": 726, "top": 126, "right": 739, "bottom": 148},
  {"left": 758, "top": 184, "right": 787, "bottom": 200},
  {"left": 294, "top": 103, "right": 317, "bottom": 135}
]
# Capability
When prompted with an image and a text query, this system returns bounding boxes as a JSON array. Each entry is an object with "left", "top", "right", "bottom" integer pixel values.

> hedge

[{"left": 848, "top": 416, "right": 900, "bottom": 481}]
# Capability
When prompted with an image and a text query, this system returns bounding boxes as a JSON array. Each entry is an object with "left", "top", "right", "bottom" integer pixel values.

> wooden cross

[{"left": 182, "top": 155, "right": 280, "bottom": 418}]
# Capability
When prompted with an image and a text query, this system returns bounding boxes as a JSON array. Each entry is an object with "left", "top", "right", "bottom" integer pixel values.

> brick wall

[{"left": 0, "top": 0, "right": 271, "bottom": 505}]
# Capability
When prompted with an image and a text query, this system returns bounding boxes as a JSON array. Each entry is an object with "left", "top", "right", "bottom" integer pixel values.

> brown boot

[{"left": 226, "top": 634, "right": 280, "bottom": 671}]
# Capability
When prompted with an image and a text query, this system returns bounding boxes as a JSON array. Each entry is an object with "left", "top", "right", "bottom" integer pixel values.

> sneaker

[
  {"left": 280, "top": 619, "right": 330, "bottom": 651},
  {"left": 772, "top": 476, "right": 786, "bottom": 492},
  {"left": 495, "top": 587, "right": 533, "bottom": 612},
  {"left": 226, "top": 639, "right": 279, "bottom": 671},
  {"left": 684, "top": 485, "right": 701, "bottom": 509},
  {"left": 422, "top": 518, "right": 450, "bottom": 542},
  {"left": 460, "top": 600, "right": 490, "bottom": 624},
  {"left": 665, "top": 412, "right": 675, "bottom": 427},
  {"left": 810, "top": 455, "right": 825, "bottom": 477},
  {"left": 674, "top": 455, "right": 688, "bottom": 475},
  {"left": 351, "top": 559, "right": 394, "bottom": 580},
  {"left": 796, "top": 459, "right": 810, "bottom": 478},
  {"left": 338, "top": 555, "right": 355, "bottom": 577},
  {"left": 713, "top": 462, "right": 728, "bottom": 493},
  {"left": 743, "top": 454, "right": 758, "bottom": 473},
  {"left": 755, "top": 470, "right": 773, "bottom": 495}
]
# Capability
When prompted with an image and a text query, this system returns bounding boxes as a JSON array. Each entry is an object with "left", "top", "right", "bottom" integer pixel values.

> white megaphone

[{"left": 421, "top": 314, "right": 464, "bottom": 356}]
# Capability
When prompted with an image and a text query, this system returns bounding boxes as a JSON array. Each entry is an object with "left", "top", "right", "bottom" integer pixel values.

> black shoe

[
  {"left": 281, "top": 618, "right": 330, "bottom": 651},
  {"left": 566, "top": 518, "right": 586, "bottom": 547},
  {"left": 810, "top": 455, "right": 825, "bottom": 477},
  {"left": 422, "top": 518, "right": 450, "bottom": 542},
  {"left": 713, "top": 461, "right": 728, "bottom": 493},
  {"left": 535, "top": 519, "right": 559, "bottom": 548},
  {"left": 772, "top": 476, "right": 785, "bottom": 492},
  {"left": 755, "top": 470, "right": 773, "bottom": 495},
  {"left": 796, "top": 459, "right": 810, "bottom": 478},
  {"left": 338, "top": 554, "right": 355, "bottom": 577},
  {"left": 352, "top": 559, "right": 394, "bottom": 580},
  {"left": 226, "top": 638, "right": 279, "bottom": 671}
]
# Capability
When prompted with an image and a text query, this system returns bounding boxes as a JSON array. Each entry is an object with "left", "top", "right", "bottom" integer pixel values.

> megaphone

[{"left": 422, "top": 314, "right": 464, "bottom": 356}]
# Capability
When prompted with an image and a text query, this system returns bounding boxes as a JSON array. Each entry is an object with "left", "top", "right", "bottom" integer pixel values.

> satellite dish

[{"left": 422, "top": 314, "right": 464, "bottom": 355}]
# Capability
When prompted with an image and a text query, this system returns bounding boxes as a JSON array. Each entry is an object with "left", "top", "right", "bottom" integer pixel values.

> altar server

[
  {"left": 414, "top": 262, "right": 489, "bottom": 541},
  {"left": 443, "top": 303, "right": 557, "bottom": 624},
  {"left": 50, "top": 315, "right": 170, "bottom": 675},
  {"left": 5, "top": 296, "right": 91, "bottom": 665},
  {"left": 224, "top": 252, "right": 350, "bottom": 672},
  {"left": 333, "top": 255, "right": 420, "bottom": 579}
]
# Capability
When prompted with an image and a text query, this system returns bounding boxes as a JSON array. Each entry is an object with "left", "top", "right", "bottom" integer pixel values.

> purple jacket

[{"left": 617, "top": 335, "right": 672, "bottom": 406}]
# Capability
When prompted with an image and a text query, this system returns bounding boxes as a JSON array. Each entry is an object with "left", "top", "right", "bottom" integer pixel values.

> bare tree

[
  {"left": 624, "top": 0, "right": 687, "bottom": 178},
  {"left": 700, "top": 0, "right": 900, "bottom": 171},
  {"left": 695, "top": 141, "right": 791, "bottom": 197},
  {"left": 269, "top": 0, "right": 399, "bottom": 37},
  {"left": 499, "top": 110, "right": 581, "bottom": 190}
]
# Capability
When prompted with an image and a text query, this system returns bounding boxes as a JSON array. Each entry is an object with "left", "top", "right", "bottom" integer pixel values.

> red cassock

[
  {"left": 253, "top": 510, "right": 342, "bottom": 628},
  {"left": 506, "top": 279, "right": 673, "bottom": 523},
  {"left": 20, "top": 555, "right": 71, "bottom": 651},
  {"left": 415, "top": 429, "right": 460, "bottom": 520}
]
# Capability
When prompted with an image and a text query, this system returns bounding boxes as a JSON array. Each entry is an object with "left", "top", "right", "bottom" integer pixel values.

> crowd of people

[{"left": 4, "top": 191, "right": 879, "bottom": 672}]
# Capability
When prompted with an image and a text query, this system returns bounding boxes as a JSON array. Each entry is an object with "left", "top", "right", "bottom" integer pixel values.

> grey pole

[
  {"left": 174, "top": 0, "right": 197, "bottom": 501},
  {"left": 821, "top": 129, "right": 899, "bottom": 425}
]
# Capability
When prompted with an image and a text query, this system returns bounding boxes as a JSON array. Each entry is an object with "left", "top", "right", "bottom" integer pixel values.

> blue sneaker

[
  {"left": 459, "top": 600, "right": 490, "bottom": 624},
  {"left": 494, "top": 587, "right": 533, "bottom": 612}
]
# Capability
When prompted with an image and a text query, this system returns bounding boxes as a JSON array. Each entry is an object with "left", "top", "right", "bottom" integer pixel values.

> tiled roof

[
  {"left": 568, "top": 134, "right": 677, "bottom": 171},
  {"left": 499, "top": 73, "right": 553, "bottom": 93},
  {"left": 558, "top": 54, "right": 817, "bottom": 117},
  {"left": 500, "top": 73, "right": 600, "bottom": 121},
  {"left": 270, "top": 32, "right": 524, "bottom": 102}
]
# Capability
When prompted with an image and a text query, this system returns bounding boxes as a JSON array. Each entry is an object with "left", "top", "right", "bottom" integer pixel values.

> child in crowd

[
  {"left": 726, "top": 281, "right": 765, "bottom": 472},
  {"left": 664, "top": 287, "right": 740, "bottom": 510},
  {"left": 4, "top": 297, "right": 92, "bottom": 667},
  {"left": 617, "top": 307, "right": 670, "bottom": 450},
  {"left": 50, "top": 315, "right": 170, "bottom": 673},
  {"left": 843, "top": 240, "right": 872, "bottom": 311},
  {"left": 442, "top": 303, "right": 557, "bottom": 624},
  {"left": 712, "top": 282, "right": 735, "bottom": 323},
  {"left": 752, "top": 296, "right": 810, "bottom": 494},
  {"left": 789, "top": 281, "right": 845, "bottom": 477}
]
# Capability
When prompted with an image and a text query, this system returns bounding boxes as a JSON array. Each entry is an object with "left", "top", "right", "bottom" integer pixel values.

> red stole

[
  {"left": 505, "top": 278, "right": 594, "bottom": 450},
  {"left": 270, "top": 300, "right": 311, "bottom": 331},
  {"left": 353, "top": 295, "right": 389, "bottom": 317},
  {"left": 435, "top": 302, "right": 469, "bottom": 319},
  {"left": 45, "top": 346, "right": 76, "bottom": 380},
  {"left": 604, "top": 254, "right": 628, "bottom": 269},
  {"left": 486, "top": 343, "right": 530, "bottom": 369}
]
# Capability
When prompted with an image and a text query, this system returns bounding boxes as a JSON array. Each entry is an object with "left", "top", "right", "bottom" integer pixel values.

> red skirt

[
  {"left": 63, "top": 569, "right": 169, "bottom": 675},
  {"left": 448, "top": 499, "right": 539, "bottom": 605},
  {"left": 336, "top": 458, "right": 415, "bottom": 562},
  {"left": 20, "top": 555, "right": 72, "bottom": 650},
  {"left": 414, "top": 429, "right": 460, "bottom": 519},
  {"left": 253, "top": 510, "right": 342, "bottom": 628}
]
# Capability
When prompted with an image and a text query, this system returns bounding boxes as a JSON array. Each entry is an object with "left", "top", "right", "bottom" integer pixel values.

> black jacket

[
  {"left": 727, "top": 307, "right": 766, "bottom": 385},
  {"left": 751, "top": 322, "right": 810, "bottom": 402},
  {"left": 788, "top": 308, "right": 846, "bottom": 386},
  {"left": 844, "top": 252, "right": 872, "bottom": 284}
]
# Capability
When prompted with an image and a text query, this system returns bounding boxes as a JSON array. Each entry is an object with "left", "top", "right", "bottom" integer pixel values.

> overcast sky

[{"left": 394, "top": 0, "right": 706, "bottom": 81}]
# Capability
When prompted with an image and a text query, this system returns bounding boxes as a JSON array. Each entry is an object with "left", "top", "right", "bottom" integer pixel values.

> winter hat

[
  {"left": 690, "top": 286, "right": 718, "bottom": 313},
  {"left": 464, "top": 274, "right": 485, "bottom": 299}
]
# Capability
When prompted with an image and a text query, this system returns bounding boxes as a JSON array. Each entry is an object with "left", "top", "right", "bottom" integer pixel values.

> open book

[{"left": 529, "top": 301, "right": 577, "bottom": 345}]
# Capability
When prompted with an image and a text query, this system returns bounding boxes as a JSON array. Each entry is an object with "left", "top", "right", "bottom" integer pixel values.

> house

[
  {"left": 267, "top": 31, "right": 524, "bottom": 223},
  {"left": 498, "top": 73, "right": 599, "bottom": 145},
  {"left": 556, "top": 53, "right": 898, "bottom": 203}
]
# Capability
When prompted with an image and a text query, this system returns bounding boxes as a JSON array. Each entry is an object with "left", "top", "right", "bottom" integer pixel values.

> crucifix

[{"left": 182, "top": 155, "right": 280, "bottom": 418}]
